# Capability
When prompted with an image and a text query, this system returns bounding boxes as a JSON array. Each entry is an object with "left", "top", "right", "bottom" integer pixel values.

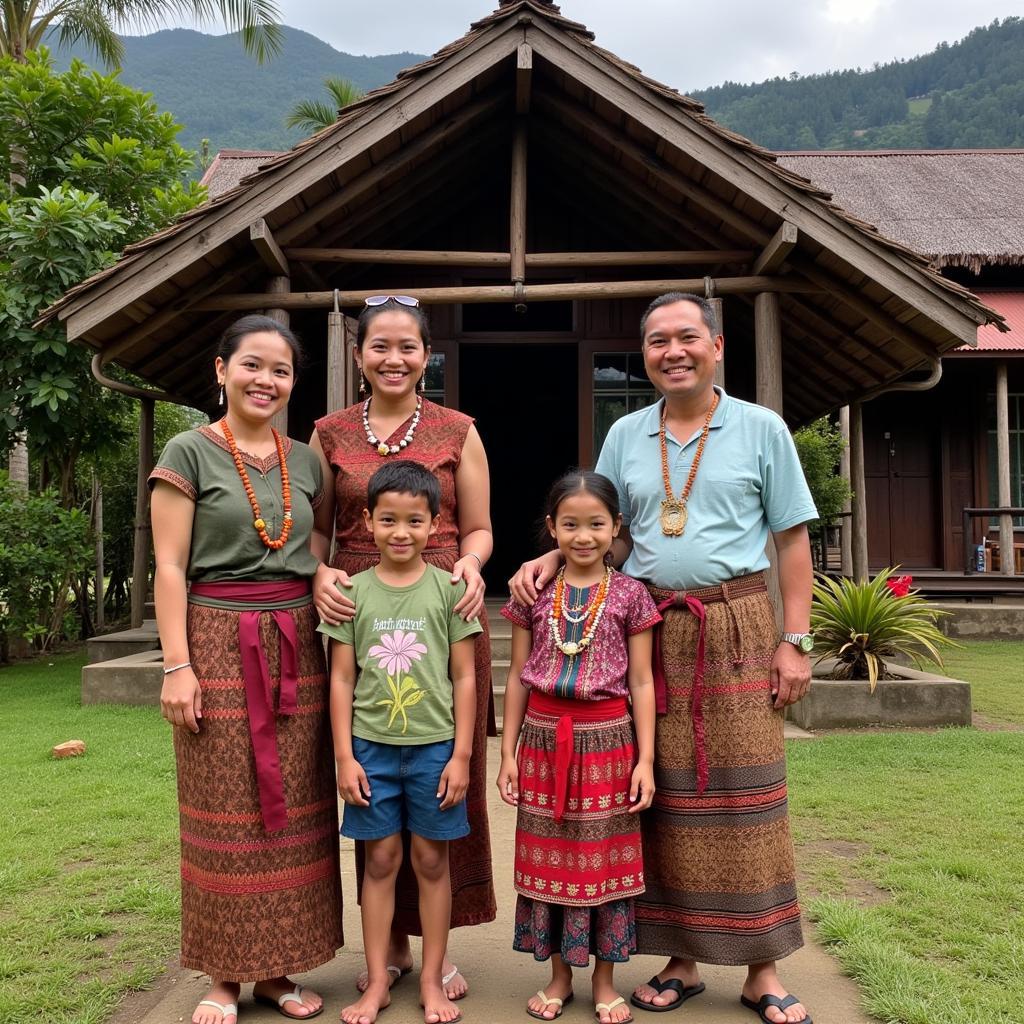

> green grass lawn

[
  {"left": 0, "top": 652, "right": 179, "bottom": 1024},
  {"left": 790, "top": 639, "right": 1024, "bottom": 1024},
  {"left": 942, "top": 639, "right": 1024, "bottom": 725}
]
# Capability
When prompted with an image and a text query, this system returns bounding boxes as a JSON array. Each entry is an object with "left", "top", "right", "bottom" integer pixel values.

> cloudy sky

[{"left": 251, "top": 1, "right": 1017, "bottom": 92}]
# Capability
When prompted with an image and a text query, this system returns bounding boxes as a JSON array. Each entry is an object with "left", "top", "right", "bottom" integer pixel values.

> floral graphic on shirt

[
  {"left": 368, "top": 629, "right": 427, "bottom": 676},
  {"left": 369, "top": 630, "right": 428, "bottom": 734}
]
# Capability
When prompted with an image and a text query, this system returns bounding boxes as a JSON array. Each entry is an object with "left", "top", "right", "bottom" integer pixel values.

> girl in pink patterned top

[{"left": 497, "top": 471, "right": 660, "bottom": 1024}]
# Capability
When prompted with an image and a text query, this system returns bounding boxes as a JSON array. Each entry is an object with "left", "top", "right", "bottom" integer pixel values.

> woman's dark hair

[
  {"left": 356, "top": 299, "right": 432, "bottom": 350},
  {"left": 216, "top": 315, "right": 305, "bottom": 373},
  {"left": 367, "top": 459, "right": 441, "bottom": 518},
  {"left": 537, "top": 469, "right": 621, "bottom": 551}
]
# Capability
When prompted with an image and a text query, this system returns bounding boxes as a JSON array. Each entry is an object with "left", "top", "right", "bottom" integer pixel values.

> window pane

[
  {"left": 627, "top": 352, "right": 650, "bottom": 384},
  {"left": 629, "top": 391, "right": 657, "bottom": 413},
  {"left": 593, "top": 354, "right": 628, "bottom": 390},
  {"left": 423, "top": 352, "right": 445, "bottom": 405},
  {"left": 594, "top": 396, "right": 627, "bottom": 455}
]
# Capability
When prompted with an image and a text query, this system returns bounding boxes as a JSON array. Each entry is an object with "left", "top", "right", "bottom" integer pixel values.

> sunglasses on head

[{"left": 364, "top": 294, "right": 420, "bottom": 308}]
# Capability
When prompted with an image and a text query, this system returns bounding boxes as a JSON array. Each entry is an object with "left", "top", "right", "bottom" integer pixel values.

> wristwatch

[{"left": 781, "top": 631, "right": 815, "bottom": 654}]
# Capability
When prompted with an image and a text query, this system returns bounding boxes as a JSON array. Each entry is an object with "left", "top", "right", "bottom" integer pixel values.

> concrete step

[
  {"left": 85, "top": 622, "right": 160, "bottom": 664},
  {"left": 81, "top": 649, "right": 163, "bottom": 704}
]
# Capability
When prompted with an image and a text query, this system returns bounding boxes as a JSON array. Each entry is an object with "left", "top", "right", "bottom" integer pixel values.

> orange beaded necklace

[
  {"left": 658, "top": 392, "right": 719, "bottom": 537},
  {"left": 219, "top": 418, "right": 293, "bottom": 550}
]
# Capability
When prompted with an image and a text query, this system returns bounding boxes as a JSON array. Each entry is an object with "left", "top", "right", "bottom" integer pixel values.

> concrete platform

[
  {"left": 116, "top": 736, "right": 873, "bottom": 1024},
  {"left": 936, "top": 602, "right": 1024, "bottom": 640},
  {"left": 81, "top": 648, "right": 163, "bottom": 705},
  {"left": 85, "top": 621, "right": 159, "bottom": 664}
]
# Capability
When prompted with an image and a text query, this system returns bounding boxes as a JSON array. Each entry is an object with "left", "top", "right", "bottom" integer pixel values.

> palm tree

[
  {"left": 1, "top": 0, "right": 283, "bottom": 67},
  {"left": 286, "top": 76, "right": 364, "bottom": 135}
]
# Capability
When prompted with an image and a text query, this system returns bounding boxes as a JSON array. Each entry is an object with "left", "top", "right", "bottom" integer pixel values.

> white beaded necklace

[{"left": 363, "top": 396, "right": 422, "bottom": 456}]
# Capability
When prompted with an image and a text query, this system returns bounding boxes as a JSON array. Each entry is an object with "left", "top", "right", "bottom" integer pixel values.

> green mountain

[
  {"left": 690, "top": 16, "right": 1024, "bottom": 150},
  {"left": 48, "top": 26, "right": 427, "bottom": 155}
]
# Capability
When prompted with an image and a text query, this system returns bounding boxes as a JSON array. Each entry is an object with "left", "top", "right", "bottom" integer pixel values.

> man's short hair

[
  {"left": 640, "top": 292, "right": 720, "bottom": 341},
  {"left": 366, "top": 460, "right": 441, "bottom": 517}
]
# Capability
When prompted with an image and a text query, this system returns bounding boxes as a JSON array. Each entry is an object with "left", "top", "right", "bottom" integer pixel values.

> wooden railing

[{"left": 962, "top": 507, "right": 1024, "bottom": 574}]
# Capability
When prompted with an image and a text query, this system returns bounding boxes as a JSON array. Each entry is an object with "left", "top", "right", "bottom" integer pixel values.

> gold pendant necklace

[{"left": 659, "top": 393, "right": 718, "bottom": 538}]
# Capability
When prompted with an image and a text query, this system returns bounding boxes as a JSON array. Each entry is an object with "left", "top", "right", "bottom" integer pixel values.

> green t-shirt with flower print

[{"left": 318, "top": 564, "right": 482, "bottom": 745}]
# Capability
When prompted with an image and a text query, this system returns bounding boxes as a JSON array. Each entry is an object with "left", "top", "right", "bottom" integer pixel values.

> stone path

[{"left": 120, "top": 737, "right": 873, "bottom": 1024}]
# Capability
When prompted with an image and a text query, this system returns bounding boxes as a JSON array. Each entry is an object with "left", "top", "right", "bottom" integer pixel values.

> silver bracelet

[
  {"left": 163, "top": 661, "right": 192, "bottom": 676},
  {"left": 463, "top": 551, "right": 483, "bottom": 567}
]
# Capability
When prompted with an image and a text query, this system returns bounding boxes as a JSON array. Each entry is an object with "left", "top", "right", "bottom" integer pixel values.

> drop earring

[
  {"left": 418, "top": 373, "right": 426, "bottom": 395},
  {"left": 358, "top": 369, "right": 366, "bottom": 396},
  {"left": 218, "top": 385, "right": 224, "bottom": 407}
]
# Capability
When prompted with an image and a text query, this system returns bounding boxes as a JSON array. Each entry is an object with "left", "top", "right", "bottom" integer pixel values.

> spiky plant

[{"left": 810, "top": 568, "right": 958, "bottom": 691}]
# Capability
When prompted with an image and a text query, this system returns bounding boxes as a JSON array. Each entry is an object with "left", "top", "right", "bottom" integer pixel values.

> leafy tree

[
  {"left": 0, "top": 52, "right": 205, "bottom": 500},
  {"left": 0, "top": 470, "right": 92, "bottom": 656},
  {"left": 285, "top": 75, "right": 364, "bottom": 135},
  {"left": 1, "top": 0, "right": 282, "bottom": 67},
  {"left": 793, "top": 417, "right": 852, "bottom": 569}
]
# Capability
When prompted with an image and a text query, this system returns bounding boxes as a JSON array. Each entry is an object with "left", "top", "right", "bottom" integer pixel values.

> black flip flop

[
  {"left": 740, "top": 993, "right": 813, "bottom": 1024},
  {"left": 630, "top": 977, "right": 706, "bottom": 1013}
]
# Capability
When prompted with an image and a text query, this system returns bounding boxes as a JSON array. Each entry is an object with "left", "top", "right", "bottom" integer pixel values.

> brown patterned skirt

[
  {"left": 333, "top": 547, "right": 496, "bottom": 933},
  {"left": 635, "top": 584, "right": 803, "bottom": 966},
  {"left": 177, "top": 600, "right": 344, "bottom": 980}
]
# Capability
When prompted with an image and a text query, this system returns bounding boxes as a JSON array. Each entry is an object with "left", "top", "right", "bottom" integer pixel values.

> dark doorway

[{"left": 459, "top": 343, "right": 579, "bottom": 592}]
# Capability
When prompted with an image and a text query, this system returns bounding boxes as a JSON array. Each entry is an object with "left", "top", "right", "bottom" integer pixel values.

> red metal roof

[{"left": 966, "top": 292, "right": 1024, "bottom": 352}]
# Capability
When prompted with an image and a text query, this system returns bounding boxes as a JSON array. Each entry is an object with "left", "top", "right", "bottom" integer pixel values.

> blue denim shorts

[{"left": 341, "top": 736, "right": 471, "bottom": 842}]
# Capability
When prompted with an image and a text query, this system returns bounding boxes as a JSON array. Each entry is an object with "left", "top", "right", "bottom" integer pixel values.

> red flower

[{"left": 885, "top": 575, "right": 913, "bottom": 598}]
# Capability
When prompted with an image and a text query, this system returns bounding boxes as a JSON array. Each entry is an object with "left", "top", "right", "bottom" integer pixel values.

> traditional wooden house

[
  {"left": 779, "top": 151, "right": 1024, "bottom": 583},
  {"left": 40, "top": 0, "right": 1002, "bottom": 626}
]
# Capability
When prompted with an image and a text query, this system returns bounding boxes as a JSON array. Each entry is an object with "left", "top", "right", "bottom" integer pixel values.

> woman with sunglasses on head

[
  {"left": 151, "top": 316, "right": 344, "bottom": 1024},
  {"left": 310, "top": 296, "right": 496, "bottom": 1007}
]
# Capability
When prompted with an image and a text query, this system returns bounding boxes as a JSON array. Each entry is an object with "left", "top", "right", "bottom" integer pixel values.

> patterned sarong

[
  {"left": 514, "top": 691, "right": 644, "bottom": 906},
  {"left": 636, "top": 578, "right": 804, "bottom": 965},
  {"left": 176, "top": 583, "right": 343, "bottom": 979}
]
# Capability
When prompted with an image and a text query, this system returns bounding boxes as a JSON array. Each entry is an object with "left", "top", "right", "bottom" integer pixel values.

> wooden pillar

[
  {"left": 709, "top": 297, "right": 725, "bottom": 389},
  {"left": 266, "top": 275, "right": 290, "bottom": 434},
  {"left": 327, "top": 309, "right": 346, "bottom": 414},
  {"left": 131, "top": 397, "right": 155, "bottom": 629},
  {"left": 92, "top": 472, "right": 105, "bottom": 629},
  {"left": 839, "top": 405, "right": 853, "bottom": 576},
  {"left": 754, "top": 291, "right": 783, "bottom": 622},
  {"left": 849, "top": 400, "right": 869, "bottom": 581},
  {"left": 754, "top": 293, "right": 782, "bottom": 414},
  {"left": 510, "top": 119, "right": 528, "bottom": 287},
  {"left": 996, "top": 362, "right": 1015, "bottom": 576}
]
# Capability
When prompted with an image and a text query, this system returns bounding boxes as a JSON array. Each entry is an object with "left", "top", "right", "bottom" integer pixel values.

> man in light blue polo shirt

[{"left": 511, "top": 294, "right": 816, "bottom": 1024}]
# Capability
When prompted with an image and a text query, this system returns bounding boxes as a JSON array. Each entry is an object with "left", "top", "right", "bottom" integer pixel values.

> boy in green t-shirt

[{"left": 319, "top": 460, "right": 480, "bottom": 1024}]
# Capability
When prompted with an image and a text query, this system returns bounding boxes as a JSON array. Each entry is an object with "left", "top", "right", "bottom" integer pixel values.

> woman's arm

[
  {"left": 308, "top": 430, "right": 356, "bottom": 625},
  {"left": 151, "top": 481, "right": 202, "bottom": 733},
  {"left": 625, "top": 628, "right": 656, "bottom": 813},
  {"left": 495, "top": 624, "right": 532, "bottom": 806},
  {"left": 452, "top": 424, "right": 493, "bottom": 620}
]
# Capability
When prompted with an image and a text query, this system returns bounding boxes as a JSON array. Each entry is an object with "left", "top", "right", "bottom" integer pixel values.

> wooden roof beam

[
  {"left": 517, "top": 42, "right": 532, "bottom": 114},
  {"left": 752, "top": 222, "right": 798, "bottom": 276},
  {"left": 250, "top": 219, "right": 289, "bottom": 276},
  {"left": 190, "top": 276, "right": 818, "bottom": 313},
  {"left": 282, "top": 247, "right": 756, "bottom": 267}
]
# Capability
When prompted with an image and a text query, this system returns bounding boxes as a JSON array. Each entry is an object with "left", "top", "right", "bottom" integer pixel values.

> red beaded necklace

[{"left": 219, "top": 418, "right": 293, "bottom": 550}]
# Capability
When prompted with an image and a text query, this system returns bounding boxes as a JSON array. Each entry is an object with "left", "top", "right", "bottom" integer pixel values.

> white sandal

[
  {"left": 443, "top": 965, "right": 467, "bottom": 1000},
  {"left": 254, "top": 982, "right": 324, "bottom": 1019},
  {"left": 195, "top": 999, "right": 238, "bottom": 1023},
  {"left": 594, "top": 996, "right": 633, "bottom": 1023}
]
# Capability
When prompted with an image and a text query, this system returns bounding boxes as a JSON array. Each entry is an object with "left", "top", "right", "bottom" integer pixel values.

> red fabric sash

[
  {"left": 526, "top": 691, "right": 629, "bottom": 824},
  {"left": 190, "top": 580, "right": 310, "bottom": 832}
]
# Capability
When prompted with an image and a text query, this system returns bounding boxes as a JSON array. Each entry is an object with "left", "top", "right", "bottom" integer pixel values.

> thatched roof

[
  {"left": 35, "top": 1, "right": 1004, "bottom": 419},
  {"left": 200, "top": 150, "right": 282, "bottom": 199},
  {"left": 778, "top": 150, "right": 1024, "bottom": 274}
]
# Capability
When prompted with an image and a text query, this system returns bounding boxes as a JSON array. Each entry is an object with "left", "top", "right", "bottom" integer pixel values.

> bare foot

[
  {"left": 192, "top": 981, "right": 239, "bottom": 1024},
  {"left": 631, "top": 958, "right": 702, "bottom": 1009},
  {"left": 342, "top": 979, "right": 392, "bottom": 1024},
  {"left": 253, "top": 977, "right": 323, "bottom": 1018},
  {"left": 356, "top": 940, "right": 413, "bottom": 993},
  {"left": 442, "top": 959, "right": 468, "bottom": 1001},
  {"left": 421, "top": 978, "right": 461, "bottom": 1024},
  {"left": 742, "top": 963, "right": 810, "bottom": 1023}
]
